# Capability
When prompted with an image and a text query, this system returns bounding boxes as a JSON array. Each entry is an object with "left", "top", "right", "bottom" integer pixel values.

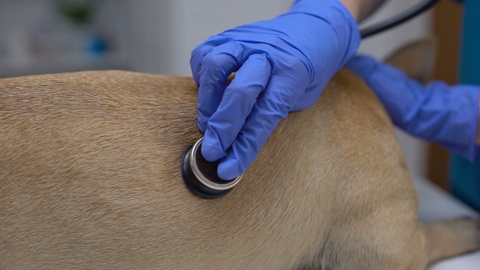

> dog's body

[{"left": 1, "top": 42, "right": 479, "bottom": 269}]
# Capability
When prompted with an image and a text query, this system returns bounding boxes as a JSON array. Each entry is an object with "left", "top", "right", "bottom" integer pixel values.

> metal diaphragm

[{"left": 181, "top": 138, "right": 243, "bottom": 199}]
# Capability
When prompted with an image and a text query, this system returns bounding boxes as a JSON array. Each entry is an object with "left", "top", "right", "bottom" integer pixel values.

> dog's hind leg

[
  {"left": 420, "top": 217, "right": 480, "bottom": 266},
  {"left": 297, "top": 217, "right": 430, "bottom": 270}
]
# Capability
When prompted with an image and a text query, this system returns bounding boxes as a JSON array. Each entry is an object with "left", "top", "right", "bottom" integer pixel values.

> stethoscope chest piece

[{"left": 181, "top": 138, "right": 242, "bottom": 199}]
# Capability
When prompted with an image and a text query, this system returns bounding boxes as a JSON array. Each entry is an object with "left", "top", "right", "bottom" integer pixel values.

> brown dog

[{"left": 1, "top": 40, "right": 479, "bottom": 270}]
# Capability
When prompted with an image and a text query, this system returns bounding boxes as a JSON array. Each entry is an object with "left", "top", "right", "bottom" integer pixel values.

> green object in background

[
  {"left": 57, "top": 0, "right": 95, "bottom": 25},
  {"left": 450, "top": 0, "right": 480, "bottom": 212}
]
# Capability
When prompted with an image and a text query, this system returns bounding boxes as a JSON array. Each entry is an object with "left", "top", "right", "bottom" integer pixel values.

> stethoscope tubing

[{"left": 360, "top": 0, "right": 442, "bottom": 38}]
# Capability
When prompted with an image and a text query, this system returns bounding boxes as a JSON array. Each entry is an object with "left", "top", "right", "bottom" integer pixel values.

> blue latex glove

[
  {"left": 190, "top": 0, "right": 360, "bottom": 179},
  {"left": 347, "top": 55, "right": 480, "bottom": 161}
]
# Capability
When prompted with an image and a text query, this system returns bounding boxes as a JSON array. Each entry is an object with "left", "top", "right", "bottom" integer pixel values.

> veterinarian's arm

[
  {"left": 190, "top": 0, "right": 385, "bottom": 180},
  {"left": 347, "top": 55, "right": 480, "bottom": 161},
  {"left": 340, "top": 0, "right": 387, "bottom": 21}
]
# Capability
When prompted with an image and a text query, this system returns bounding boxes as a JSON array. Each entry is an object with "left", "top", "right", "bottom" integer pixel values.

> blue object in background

[
  {"left": 87, "top": 35, "right": 108, "bottom": 56},
  {"left": 450, "top": 0, "right": 480, "bottom": 212}
]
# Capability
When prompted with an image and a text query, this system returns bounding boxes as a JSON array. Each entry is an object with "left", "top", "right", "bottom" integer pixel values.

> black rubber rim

[{"left": 181, "top": 148, "right": 232, "bottom": 199}]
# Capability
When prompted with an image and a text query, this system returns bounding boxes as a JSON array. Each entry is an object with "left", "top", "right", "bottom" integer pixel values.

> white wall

[
  {"left": 0, "top": 0, "right": 129, "bottom": 77},
  {"left": 124, "top": 0, "right": 292, "bottom": 75}
]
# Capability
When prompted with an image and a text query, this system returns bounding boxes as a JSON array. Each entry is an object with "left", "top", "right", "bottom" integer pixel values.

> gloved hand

[
  {"left": 190, "top": 0, "right": 360, "bottom": 179},
  {"left": 347, "top": 55, "right": 480, "bottom": 161}
]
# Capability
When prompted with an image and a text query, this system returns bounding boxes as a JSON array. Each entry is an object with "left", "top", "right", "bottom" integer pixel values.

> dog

[{"left": 1, "top": 39, "right": 479, "bottom": 269}]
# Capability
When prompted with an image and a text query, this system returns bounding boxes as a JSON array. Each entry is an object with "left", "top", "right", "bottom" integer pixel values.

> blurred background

[{"left": 0, "top": 0, "right": 462, "bottom": 190}]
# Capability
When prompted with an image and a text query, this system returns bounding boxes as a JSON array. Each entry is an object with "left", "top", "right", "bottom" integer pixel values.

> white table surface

[{"left": 414, "top": 175, "right": 480, "bottom": 269}]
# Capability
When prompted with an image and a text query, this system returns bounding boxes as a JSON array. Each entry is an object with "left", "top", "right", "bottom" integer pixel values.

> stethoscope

[
  {"left": 182, "top": 0, "right": 443, "bottom": 199},
  {"left": 361, "top": 0, "right": 441, "bottom": 38}
]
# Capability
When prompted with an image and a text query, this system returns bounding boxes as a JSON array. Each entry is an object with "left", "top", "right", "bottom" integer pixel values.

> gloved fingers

[
  {"left": 201, "top": 53, "right": 272, "bottom": 162},
  {"left": 350, "top": 56, "right": 480, "bottom": 160},
  {"left": 346, "top": 55, "right": 424, "bottom": 91},
  {"left": 215, "top": 76, "right": 306, "bottom": 180},
  {"left": 197, "top": 42, "right": 256, "bottom": 132},
  {"left": 345, "top": 55, "right": 477, "bottom": 150},
  {"left": 346, "top": 55, "right": 427, "bottom": 120},
  {"left": 190, "top": 36, "right": 232, "bottom": 86},
  {"left": 190, "top": 44, "right": 215, "bottom": 87}
]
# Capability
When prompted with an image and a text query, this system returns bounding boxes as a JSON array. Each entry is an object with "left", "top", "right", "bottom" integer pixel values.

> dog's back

[{"left": 1, "top": 44, "right": 479, "bottom": 269}]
